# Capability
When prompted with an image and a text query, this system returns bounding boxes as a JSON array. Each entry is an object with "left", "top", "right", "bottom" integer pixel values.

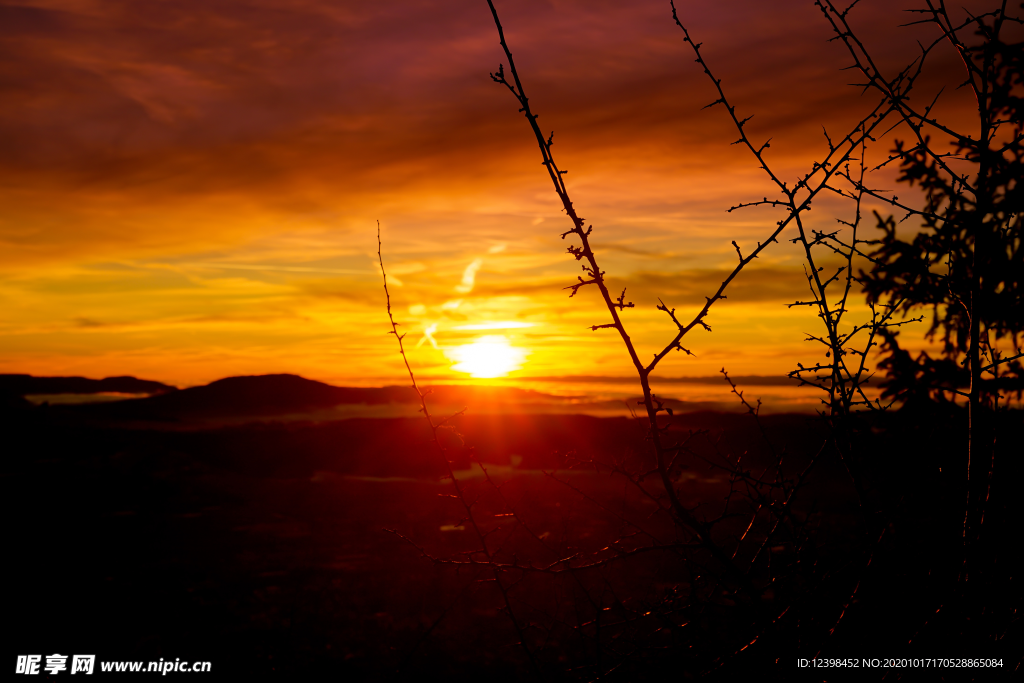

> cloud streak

[{"left": 454, "top": 258, "right": 483, "bottom": 294}]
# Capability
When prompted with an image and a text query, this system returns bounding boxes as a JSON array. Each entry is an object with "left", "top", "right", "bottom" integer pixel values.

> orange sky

[{"left": 0, "top": 0, "right": 988, "bottom": 392}]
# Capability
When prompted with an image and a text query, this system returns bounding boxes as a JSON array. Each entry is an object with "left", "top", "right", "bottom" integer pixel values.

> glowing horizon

[{"left": 0, "top": 0, "right": 975, "bottom": 391}]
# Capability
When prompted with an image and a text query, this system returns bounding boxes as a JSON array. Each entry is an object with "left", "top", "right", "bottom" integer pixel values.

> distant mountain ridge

[
  {"left": 4, "top": 373, "right": 774, "bottom": 422},
  {"left": 114, "top": 375, "right": 413, "bottom": 418},
  {"left": 0, "top": 374, "right": 177, "bottom": 396},
  {"left": 27, "top": 374, "right": 574, "bottom": 421},
  {"left": 521, "top": 374, "right": 804, "bottom": 386}
]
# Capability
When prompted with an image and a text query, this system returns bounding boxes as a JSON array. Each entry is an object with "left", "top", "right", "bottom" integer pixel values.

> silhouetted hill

[
  {"left": 63, "top": 374, "right": 407, "bottom": 420},
  {"left": 0, "top": 374, "right": 176, "bottom": 397},
  {"left": 5, "top": 372, "right": 773, "bottom": 425},
  {"left": 52, "top": 374, "right": 610, "bottom": 422}
]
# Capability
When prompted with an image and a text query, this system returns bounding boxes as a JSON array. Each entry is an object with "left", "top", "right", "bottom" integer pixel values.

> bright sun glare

[{"left": 448, "top": 335, "right": 527, "bottom": 378}]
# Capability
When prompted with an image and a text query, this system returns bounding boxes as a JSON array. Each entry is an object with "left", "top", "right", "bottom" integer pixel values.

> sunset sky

[{"left": 0, "top": 0, "right": 984, "bottom": 394}]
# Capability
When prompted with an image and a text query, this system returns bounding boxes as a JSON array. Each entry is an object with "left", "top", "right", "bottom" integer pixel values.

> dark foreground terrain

[{"left": 1, "top": 376, "right": 1020, "bottom": 679}]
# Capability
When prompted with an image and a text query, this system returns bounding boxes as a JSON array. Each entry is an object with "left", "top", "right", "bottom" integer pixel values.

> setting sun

[{"left": 447, "top": 335, "right": 527, "bottom": 378}]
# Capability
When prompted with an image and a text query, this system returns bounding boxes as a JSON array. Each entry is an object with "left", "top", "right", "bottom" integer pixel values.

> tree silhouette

[
  {"left": 863, "top": 28, "right": 1023, "bottom": 407},
  {"left": 841, "top": 2, "right": 1023, "bottom": 550}
]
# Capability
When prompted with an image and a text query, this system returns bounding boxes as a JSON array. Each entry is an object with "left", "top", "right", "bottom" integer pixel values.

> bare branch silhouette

[{"left": 378, "top": 222, "right": 543, "bottom": 677}]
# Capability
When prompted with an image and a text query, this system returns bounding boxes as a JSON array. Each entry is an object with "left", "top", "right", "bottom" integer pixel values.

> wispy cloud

[
  {"left": 451, "top": 321, "right": 536, "bottom": 331},
  {"left": 454, "top": 258, "right": 483, "bottom": 294},
  {"left": 416, "top": 323, "right": 439, "bottom": 349},
  {"left": 171, "top": 262, "right": 373, "bottom": 275}
]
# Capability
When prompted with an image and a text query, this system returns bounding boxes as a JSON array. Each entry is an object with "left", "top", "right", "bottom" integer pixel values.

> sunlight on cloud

[
  {"left": 454, "top": 259, "right": 482, "bottom": 294},
  {"left": 451, "top": 321, "right": 536, "bottom": 331},
  {"left": 415, "top": 323, "right": 439, "bottom": 349},
  {"left": 174, "top": 262, "right": 372, "bottom": 275}
]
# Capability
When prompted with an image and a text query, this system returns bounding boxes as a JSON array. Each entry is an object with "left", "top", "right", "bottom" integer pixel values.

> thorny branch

[
  {"left": 486, "top": 0, "right": 755, "bottom": 589},
  {"left": 378, "top": 223, "right": 543, "bottom": 677}
]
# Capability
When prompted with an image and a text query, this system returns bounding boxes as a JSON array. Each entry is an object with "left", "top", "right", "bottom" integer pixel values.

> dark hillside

[{"left": 0, "top": 373, "right": 176, "bottom": 397}]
